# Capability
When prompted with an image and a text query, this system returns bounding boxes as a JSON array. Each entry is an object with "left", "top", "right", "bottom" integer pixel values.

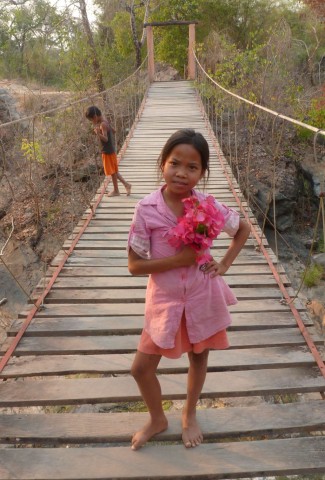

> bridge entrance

[{"left": 144, "top": 20, "right": 198, "bottom": 82}]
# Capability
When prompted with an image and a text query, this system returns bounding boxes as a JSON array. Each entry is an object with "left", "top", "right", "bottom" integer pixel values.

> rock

[
  {"left": 72, "top": 164, "right": 98, "bottom": 182},
  {"left": 297, "top": 163, "right": 324, "bottom": 197},
  {"left": 0, "top": 89, "right": 21, "bottom": 124},
  {"left": 155, "top": 62, "right": 182, "bottom": 81},
  {"left": 253, "top": 182, "right": 297, "bottom": 232},
  {"left": 312, "top": 253, "right": 325, "bottom": 267}
]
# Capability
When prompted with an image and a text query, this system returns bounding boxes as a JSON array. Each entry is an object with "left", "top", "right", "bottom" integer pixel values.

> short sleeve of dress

[
  {"left": 214, "top": 199, "right": 240, "bottom": 237},
  {"left": 127, "top": 203, "right": 151, "bottom": 259}
]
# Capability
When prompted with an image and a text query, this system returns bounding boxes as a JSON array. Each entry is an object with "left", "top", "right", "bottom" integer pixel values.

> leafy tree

[
  {"left": 79, "top": 0, "right": 106, "bottom": 92},
  {"left": 0, "top": 0, "right": 72, "bottom": 82},
  {"left": 125, "top": 0, "right": 150, "bottom": 68},
  {"left": 149, "top": 0, "right": 200, "bottom": 72}
]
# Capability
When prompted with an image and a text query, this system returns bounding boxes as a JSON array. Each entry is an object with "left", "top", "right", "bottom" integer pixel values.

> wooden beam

[
  {"left": 144, "top": 21, "right": 198, "bottom": 27},
  {"left": 188, "top": 23, "right": 196, "bottom": 79}
]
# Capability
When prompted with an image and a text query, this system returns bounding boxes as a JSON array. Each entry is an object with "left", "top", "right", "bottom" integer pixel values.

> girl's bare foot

[
  {"left": 125, "top": 183, "right": 132, "bottom": 196},
  {"left": 131, "top": 416, "right": 168, "bottom": 451},
  {"left": 106, "top": 190, "right": 120, "bottom": 197},
  {"left": 182, "top": 412, "right": 203, "bottom": 448}
]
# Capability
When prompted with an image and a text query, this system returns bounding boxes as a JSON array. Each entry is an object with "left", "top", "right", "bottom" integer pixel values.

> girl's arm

[
  {"left": 128, "top": 246, "right": 197, "bottom": 276},
  {"left": 205, "top": 219, "right": 251, "bottom": 277}
]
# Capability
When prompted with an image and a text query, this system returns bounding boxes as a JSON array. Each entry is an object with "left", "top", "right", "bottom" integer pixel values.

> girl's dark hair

[
  {"left": 85, "top": 106, "right": 102, "bottom": 119},
  {"left": 158, "top": 129, "right": 210, "bottom": 180}
]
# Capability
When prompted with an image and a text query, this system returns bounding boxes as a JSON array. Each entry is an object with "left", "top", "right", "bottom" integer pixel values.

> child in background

[
  {"left": 85, "top": 105, "right": 131, "bottom": 196},
  {"left": 128, "top": 129, "right": 250, "bottom": 451}
]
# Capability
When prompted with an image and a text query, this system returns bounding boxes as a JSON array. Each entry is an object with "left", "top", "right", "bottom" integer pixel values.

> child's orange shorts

[
  {"left": 138, "top": 314, "right": 229, "bottom": 359},
  {"left": 102, "top": 152, "right": 118, "bottom": 176}
]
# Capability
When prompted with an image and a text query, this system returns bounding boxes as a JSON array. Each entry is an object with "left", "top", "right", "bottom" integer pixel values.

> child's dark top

[{"left": 100, "top": 121, "right": 116, "bottom": 154}]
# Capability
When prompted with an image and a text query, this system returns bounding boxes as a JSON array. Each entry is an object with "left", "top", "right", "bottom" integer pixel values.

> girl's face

[{"left": 163, "top": 144, "right": 204, "bottom": 197}]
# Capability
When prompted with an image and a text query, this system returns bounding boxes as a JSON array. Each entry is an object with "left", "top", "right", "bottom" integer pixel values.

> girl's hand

[
  {"left": 176, "top": 246, "right": 197, "bottom": 266},
  {"left": 94, "top": 126, "right": 101, "bottom": 135},
  {"left": 203, "top": 259, "right": 229, "bottom": 277}
]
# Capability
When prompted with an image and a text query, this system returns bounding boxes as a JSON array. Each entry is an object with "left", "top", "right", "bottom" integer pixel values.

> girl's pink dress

[
  {"left": 138, "top": 313, "right": 229, "bottom": 359},
  {"left": 128, "top": 186, "right": 240, "bottom": 359}
]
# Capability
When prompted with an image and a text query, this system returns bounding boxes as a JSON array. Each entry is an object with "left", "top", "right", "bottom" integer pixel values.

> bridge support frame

[{"left": 145, "top": 20, "right": 198, "bottom": 82}]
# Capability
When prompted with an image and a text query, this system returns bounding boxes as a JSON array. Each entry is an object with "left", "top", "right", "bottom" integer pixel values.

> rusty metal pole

[
  {"left": 188, "top": 23, "right": 196, "bottom": 80},
  {"left": 146, "top": 25, "right": 155, "bottom": 82}
]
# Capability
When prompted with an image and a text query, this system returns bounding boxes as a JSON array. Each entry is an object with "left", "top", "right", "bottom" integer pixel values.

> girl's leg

[
  {"left": 131, "top": 351, "right": 167, "bottom": 450},
  {"left": 182, "top": 349, "right": 209, "bottom": 448},
  {"left": 116, "top": 172, "right": 131, "bottom": 195},
  {"left": 106, "top": 173, "right": 120, "bottom": 196}
]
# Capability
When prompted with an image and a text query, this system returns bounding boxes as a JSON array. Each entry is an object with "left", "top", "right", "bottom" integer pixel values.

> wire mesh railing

[
  {"left": 0, "top": 58, "right": 149, "bottom": 312},
  {"left": 194, "top": 52, "right": 325, "bottom": 268}
]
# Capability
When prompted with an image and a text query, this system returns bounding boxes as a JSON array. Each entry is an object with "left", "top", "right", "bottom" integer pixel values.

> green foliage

[
  {"left": 110, "top": 12, "right": 134, "bottom": 58},
  {"left": 213, "top": 40, "right": 267, "bottom": 92},
  {"left": 110, "top": 400, "right": 173, "bottom": 413},
  {"left": 302, "top": 263, "right": 324, "bottom": 288},
  {"left": 150, "top": 0, "right": 200, "bottom": 72},
  {"left": 21, "top": 138, "right": 44, "bottom": 165},
  {"left": 297, "top": 93, "right": 325, "bottom": 140},
  {"left": 272, "top": 393, "right": 299, "bottom": 404},
  {"left": 0, "top": 0, "right": 70, "bottom": 83},
  {"left": 64, "top": 28, "right": 97, "bottom": 91},
  {"left": 46, "top": 205, "right": 61, "bottom": 223}
]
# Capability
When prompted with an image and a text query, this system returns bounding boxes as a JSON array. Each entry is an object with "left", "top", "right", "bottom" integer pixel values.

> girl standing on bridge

[{"left": 128, "top": 129, "right": 250, "bottom": 451}]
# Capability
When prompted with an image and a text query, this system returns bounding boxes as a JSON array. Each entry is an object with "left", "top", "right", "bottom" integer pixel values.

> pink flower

[{"left": 168, "top": 195, "right": 225, "bottom": 266}]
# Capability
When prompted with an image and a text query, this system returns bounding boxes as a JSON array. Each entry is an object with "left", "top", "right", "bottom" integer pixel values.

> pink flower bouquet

[{"left": 168, "top": 195, "right": 225, "bottom": 269}]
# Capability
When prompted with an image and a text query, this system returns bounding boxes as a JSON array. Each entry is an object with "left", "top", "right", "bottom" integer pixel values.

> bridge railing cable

[{"left": 193, "top": 52, "right": 324, "bottom": 272}]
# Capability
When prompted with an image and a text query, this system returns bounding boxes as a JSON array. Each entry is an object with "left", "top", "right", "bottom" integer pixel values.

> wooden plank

[
  {"left": 1, "top": 400, "right": 324, "bottom": 444},
  {"left": 92, "top": 187, "right": 241, "bottom": 194},
  {"left": 9, "top": 312, "right": 309, "bottom": 337},
  {"left": 0, "top": 347, "right": 316, "bottom": 378},
  {"left": 18, "top": 299, "right": 306, "bottom": 318},
  {"left": 51, "top": 252, "right": 279, "bottom": 267},
  {"left": 63, "top": 239, "right": 261, "bottom": 250},
  {"left": 51, "top": 248, "right": 277, "bottom": 260},
  {"left": 0, "top": 367, "right": 324, "bottom": 406},
  {"left": 90, "top": 202, "right": 247, "bottom": 211},
  {"left": 42, "top": 274, "right": 287, "bottom": 289},
  {"left": 2, "top": 328, "right": 321, "bottom": 356},
  {"left": 33, "top": 286, "right": 292, "bottom": 303},
  {"left": 73, "top": 226, "right": 257, "bottom": 235},
  {"left": 1, "top": 437, "right": 325, "bottom": 479},
  {"left": 71, "top": 230, "right": 246, "bottom": 240},
  {"left": 47, "top": 258, "right": 289, "bottom": 274}
]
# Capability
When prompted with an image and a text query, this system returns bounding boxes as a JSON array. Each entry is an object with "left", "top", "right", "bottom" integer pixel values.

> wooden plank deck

[{"left": 0, "top": 80, "right": 324, "bottom": 479}]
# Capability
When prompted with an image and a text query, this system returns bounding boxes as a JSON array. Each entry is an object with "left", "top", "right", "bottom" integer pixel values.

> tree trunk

[
  {"left": 127, "top": 0, "right": 150, "bottom": 68},
  {"left": 79, "top": 0, "right": 106, "bottom": 93}
]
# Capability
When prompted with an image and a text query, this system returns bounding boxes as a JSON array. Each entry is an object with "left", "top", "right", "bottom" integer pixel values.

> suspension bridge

[{"left": 0, "top": 43, "right": 325, "bottom": 479}]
